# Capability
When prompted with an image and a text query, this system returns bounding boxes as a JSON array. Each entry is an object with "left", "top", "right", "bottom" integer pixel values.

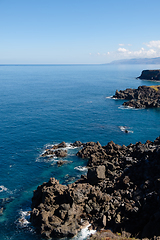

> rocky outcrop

[
  {"left": 40, "top": 141, "right": 84, "bottom": 159},
  {"left": 40, "top": 142, "right": 68, "bottom": 158},
  {"left": 71, "top": 141, "right": 83, "bottom": 147},
  {"left": 31, "top": 178, "right": 103, "bottom": 238},
  {"left": 137, "top": 70, "right": 160, "bottom": 80},
  {"left": 54, "top": 149, "right": 67, "bottom": 158},
  {"left": 113, "top": 85, "right": 160, "bottom": 108},
  {"left": 31, "top": 137, "right": 160, "bottom": 239},
  {"left": 52, "top": 141, "right": 67, "bottom": 149}
]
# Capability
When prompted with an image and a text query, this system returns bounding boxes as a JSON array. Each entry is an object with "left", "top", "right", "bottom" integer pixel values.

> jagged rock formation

[
  {"left": 113, "top": 85, "right": 160, "bottom": 108},
  {"left": 137, "top": 70, "right": 160, "bottom": 80},
  {"left": 40, "top": 142, "right": 68, "bottom": 158},
  {"left": 31, "top": 138, "right": 160, "bottom": 239},
  {"left": 40, "top": 141, "right": 84, "bottom": 159}
]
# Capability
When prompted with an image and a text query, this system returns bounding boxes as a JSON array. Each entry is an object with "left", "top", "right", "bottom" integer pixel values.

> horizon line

[{"left": 0, "top": 63, "right": 104, "bottom": 66}]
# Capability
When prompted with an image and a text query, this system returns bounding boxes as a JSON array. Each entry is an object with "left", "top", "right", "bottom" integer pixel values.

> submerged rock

[
  {"left": 0, "top": 197, "right": 14, "bottom": 215},
  {"left": 57, "top": 160, "right": 72, "bottom": 166},
  {"left": 0, "top": 207, "right": 3, "bottom": 215}
]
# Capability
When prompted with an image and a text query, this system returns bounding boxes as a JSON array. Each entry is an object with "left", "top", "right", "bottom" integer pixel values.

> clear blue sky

[{"left": 1, "top": 0, "right": 160, "bottom": 64}]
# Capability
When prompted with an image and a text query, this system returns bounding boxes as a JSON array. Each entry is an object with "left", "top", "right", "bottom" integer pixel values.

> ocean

[{"left": 0, "top": 64, "right": 160, "bottom": 240}]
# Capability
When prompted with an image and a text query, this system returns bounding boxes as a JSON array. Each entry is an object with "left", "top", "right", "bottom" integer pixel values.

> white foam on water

[
  {"left": 47, "top": 142, "right": 82, "bottom": 150},
  {"left": 36, "top": 155, "right": 56, "bottom": 162},
  {"left": 74, "top": 166, "right": 88, "bottom": 172},
  {"left": 73, "top": 224, "right": 96, "bottom": 240},
  {"left": 119, "top": 126, "right": 133, "bottom": 133},
  {"left": 57, "top": 142, "right": 82, "bottom": 150},
  {"left": 47, "top": 142, "right": 73, "bottom": 150},
  {"left": 17, "top": 210, "right": 31, "bottom": 228},
  {"left": 66, "top": 142, "right": 75, "bottom": 149},
  {"left": 118, "top": 105, "right": 133, "bottom": 109},
  {"left": 0, "top": 185, "right": 8, "bottom": 192},
  {"left": 129, "top": 130, "right": 134, "bottom": 133},
  {"left": 119, "top": 126, "right": 126, "bottom": 132},
  {"left": 118, "top": 105, "right": 140, "bottom": 110},
  {"left": 112, "top": 97, "right": 119, "bottom": 100},
  {"left": 106, "top": 95, "right": 113, "bottom": 99},
  {"left": 36, "top": 141, "right": 82, "bottom": 163}
]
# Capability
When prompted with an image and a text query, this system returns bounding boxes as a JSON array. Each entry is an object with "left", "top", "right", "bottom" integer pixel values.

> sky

[{"left": 1, "top": 0, "right": 160, "bottom": 64}]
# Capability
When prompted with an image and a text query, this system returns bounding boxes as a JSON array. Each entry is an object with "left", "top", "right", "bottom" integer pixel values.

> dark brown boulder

[
  {"left": 52, "top": 141, "right": 67, "bottom": 149},
  {"left": 54, "top": 149, "right": 67, "bottom": 157},
  {"left": 87, "top": 165, "right": 106, "bottom": 183},
  {"left": 41, "top": 149, "right": 55, "bottom": 157},
  {"left": 72, "top": 141, "right": 83, "bottom": 147}
]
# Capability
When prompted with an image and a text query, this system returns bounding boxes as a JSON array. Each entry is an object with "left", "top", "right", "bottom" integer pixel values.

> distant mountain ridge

[{"left": 108, "top": 57, "right": 160, "bottom": 65}]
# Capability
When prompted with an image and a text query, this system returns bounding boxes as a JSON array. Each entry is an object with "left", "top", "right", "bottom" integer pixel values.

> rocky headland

[
  {"left": 31, "top": 137, "right": 160, "bottom": 239},
  {"left": 137, "top": 70, "right": 160, "bottom": 81},
  {"left": 113, "top": 85, "right": 160, "bottom": 108}
]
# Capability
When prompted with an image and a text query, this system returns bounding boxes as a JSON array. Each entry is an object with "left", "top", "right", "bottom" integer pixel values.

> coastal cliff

[
  {"left": 113, "top": 85, "right": 160, "bottom": 108},
  {"left": 31, "top": 138, "right": 160, "bottom": 239},
  {"left": 137, "top": 70, "right": 160, "bottom": 81}
]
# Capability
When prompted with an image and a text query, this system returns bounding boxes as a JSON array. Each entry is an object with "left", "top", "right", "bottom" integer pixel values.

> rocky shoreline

[
  {"left": 137, "top": 70, "right": 160, "bottom": 81},
  {"left": 113, "top": 85, "right": 160, "bottom": 108},
  {"left": 31, "top": 137, "right": 160, "bottom": 239}
]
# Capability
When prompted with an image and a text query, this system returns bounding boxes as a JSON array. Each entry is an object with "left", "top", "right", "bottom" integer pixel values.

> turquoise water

[{"left": 0, "top": 64, "right": 160, "bottom": 239}]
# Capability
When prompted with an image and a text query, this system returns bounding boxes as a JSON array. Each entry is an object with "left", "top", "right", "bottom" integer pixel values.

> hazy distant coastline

[
  {"left": 1, "top": 57, "right": 160, "bottom": 66},
  {"left": 107, "top": 57, "right": 160, "bottom": 65}
]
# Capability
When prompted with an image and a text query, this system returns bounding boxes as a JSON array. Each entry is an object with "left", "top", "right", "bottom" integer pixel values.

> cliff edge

[{"left": 137, "top": 70, "right": 160, "bottom": 81}]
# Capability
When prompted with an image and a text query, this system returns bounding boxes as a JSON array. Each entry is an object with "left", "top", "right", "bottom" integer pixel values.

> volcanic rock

[
  {"left": 137, "top": 69, "right": 160, "bottom": 80},
  {"left": 113, "top": 85, "right": 160, "bottom": 108},
  {"left": 54, "top": 149, "right": 67, "bottom": 158},
  {"left": 71, "top": 141, "right": 83, "bottom": 147},
  {"left": 40, "top": 142, "right": 68, "bottom": 158},
  {"left": 31, "top": 137, "right": 160, "bottom": 239},
  {"left": 52, "top": 141, "right": 67, "bottom": 149},
  {"left": 87, "top": 165, "right": 106, "bottom": 183}
]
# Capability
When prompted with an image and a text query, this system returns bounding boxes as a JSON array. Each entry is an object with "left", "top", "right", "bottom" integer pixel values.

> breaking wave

[
  {"left": 73, "top": 224, "right": 96, "bottom": 240},
  {"left": 0, "top": 185, "right": 8, "bottom": 193},
  {"left": 74, "top": 166, "right": 88, "bottom": 172},
  {"left": 17, "top": 210, "right": 31, "bottom": 228},
  {"left": 119, "top": 126, "right": 133, "bottom": 133}
]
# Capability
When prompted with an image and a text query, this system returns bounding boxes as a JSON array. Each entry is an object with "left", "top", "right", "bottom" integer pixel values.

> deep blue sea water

[{"left": 0, "top": 64, "right": 160, "bottom": 239}]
